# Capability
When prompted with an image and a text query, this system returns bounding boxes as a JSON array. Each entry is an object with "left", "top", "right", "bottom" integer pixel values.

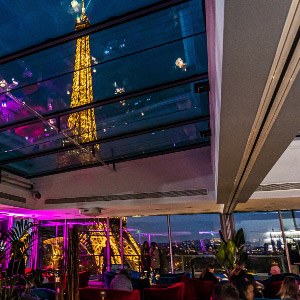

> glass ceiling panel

[
  {"left": 0, "top": 0, "right": 160, "bottom": 56},
  {"left": 0, "top": 0, "right": 206, "bottom": 127},
  {"left": 0, "top": 0, "right": 209, "bottom": 178},
  {"left": 0, "top": 84, "right": 208, "bottom": 163},
  {"left": 1, "top": 0, "right": 205, "bottom": 86},
  {"left": 3, "top": 120, "right": 209, "bottom": 177}
]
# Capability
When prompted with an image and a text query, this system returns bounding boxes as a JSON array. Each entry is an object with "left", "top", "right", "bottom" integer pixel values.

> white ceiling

[
  {"left": 237, "top": 139, "right": 300, "bottom": 211},
  {"left": 0, "top": 147, "right": 224, "bottom": 218}
]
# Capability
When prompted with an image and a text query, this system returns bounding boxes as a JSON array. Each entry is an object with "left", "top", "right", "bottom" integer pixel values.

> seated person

[
  {"left": 199, "top": 263, "right": 219, "bottom": 283},
  {"left": 230, "top": 262, "right": 247, "bottom": 282},
  {"left": 278, "top": 276, "right": 299, "bottom": 300},
  {"left": 213, "top": 282, "right": 240, "bottom": 300},
  {"left": 110, "top": 269, "right": 133, "bottom": 291},
  {"left": 263, "top": 262, "right": 300, "bottom": 286},
  {"left": 236, "top": 281, "right": 256, "bottom": 300},
  {"left": 270, "top": 261, "right": 281, "bottom": 275},
  {"left": 234, "top": 273, "right": 264, "bottom": 299}
]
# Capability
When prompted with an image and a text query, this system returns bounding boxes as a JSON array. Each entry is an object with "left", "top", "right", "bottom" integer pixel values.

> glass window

[
  {"left": 170, "top": 214, "right": 221, "bottom": 274},
  {"left": 74, "top": 218, "right": 107, "bottom": 277},
  {"left": 40, "top": 220, "right": 64, "bottom": 271},
  {"left": 0, "top": 0, "right": 162, "bottom": 56},
  {"left": 281, "top": 210, "right": 300, "bottom": 273},
  {"left": 0, "top": 0, "right": 209, "bottom": 178},
  {"left": 291, "top": 210, "right": 300, "bottom": 230},
  {"left": 126, "top": 216, "right": 170, "bottom": 273},
  {"left": 121, "top": 219, "right": 141, "bottom": 272},
  {"left": 234, "top": 212, "right": 287, "bottom": 274}
]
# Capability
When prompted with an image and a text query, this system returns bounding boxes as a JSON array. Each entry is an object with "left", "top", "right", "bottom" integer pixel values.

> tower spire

[
  {"left": 75, "top": 0, "right": 89, "bottom": 29},
  {"left": 81, "top": 0, "right": 85, "bottom": 16}
]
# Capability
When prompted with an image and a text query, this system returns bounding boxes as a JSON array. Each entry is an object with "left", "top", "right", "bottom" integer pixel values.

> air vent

[
  {"left": 45, "top": 189, "right": 208, "bottom": 205},
  {"left": 0, "top": 192, "right": 26, "bottom": 203},
  {"left": 256, "top": 182, "right": 300, "bottom": 192}
]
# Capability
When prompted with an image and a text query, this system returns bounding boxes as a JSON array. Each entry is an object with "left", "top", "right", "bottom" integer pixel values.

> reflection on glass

[
  {"left": 4, "top": 120, "right": 209, "bottom": 176},
  {"left": 0, "top": 85, "right": 208, "bottom": 167}
]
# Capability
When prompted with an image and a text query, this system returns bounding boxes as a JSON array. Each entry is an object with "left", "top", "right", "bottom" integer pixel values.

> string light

[
  {"left": 71, "top": 0, "right": 79, "bottom": 8},
  {"left": 175, "top": 57, "right": 187, "bottom": 71},
  {"left": 0, "top": 80, "right": 6, "bottom": 88},
  {"left": 114, "top": 87, "right": 125, "bottom": 94}
]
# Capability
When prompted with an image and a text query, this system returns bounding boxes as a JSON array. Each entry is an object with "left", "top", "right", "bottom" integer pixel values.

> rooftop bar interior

[{"left": 0, "top": 0, "right": 299, "bottom": 299}]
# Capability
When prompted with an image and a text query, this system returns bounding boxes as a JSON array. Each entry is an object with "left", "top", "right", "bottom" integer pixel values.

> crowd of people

[
  {"left": 109, "top": 241, "right": 300, "bottom": 299},
  {"left": 212, "top": 276, "right": 300, "bottom": 300},
  {"left": 110, "top": 259, "right": 300, "bottom": 298},
  {"left": 207, "top": 261, "right": 300, "bottom": 300}
]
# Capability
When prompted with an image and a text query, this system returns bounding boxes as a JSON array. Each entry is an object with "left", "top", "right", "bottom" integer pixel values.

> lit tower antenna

[{"left": 68, "top": 0, "right": 98, "bottom": 150}]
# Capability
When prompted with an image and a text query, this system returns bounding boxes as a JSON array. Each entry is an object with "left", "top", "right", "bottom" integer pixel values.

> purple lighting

[
  {"left": 199, "top": 231, "right": 218, "bottom": 235},
  {"left": 0, "top": 211, "right": 27, "bottom": 217}
]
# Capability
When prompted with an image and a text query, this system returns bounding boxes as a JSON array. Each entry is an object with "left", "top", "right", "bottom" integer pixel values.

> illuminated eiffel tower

[
  {"left": 80, "top": 219, "right": 141, "bottom": 272},
  {"left": 43, "top": 218, "right": 141, "bottom": 272},
  {"left": 68, "top": 0, "right": 97, "bottom": 144},
  {"left": 57, "top": 0, "right": 100, "bottom": 167}
]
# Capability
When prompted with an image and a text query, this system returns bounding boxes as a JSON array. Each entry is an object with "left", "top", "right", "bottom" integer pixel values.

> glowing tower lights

[{"left": 68, "top": 0, "right": 98, "bottom": 147}]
